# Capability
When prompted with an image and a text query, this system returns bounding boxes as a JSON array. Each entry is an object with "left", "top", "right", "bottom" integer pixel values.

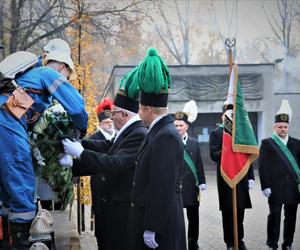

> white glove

[
  {"left": 59, "top": 154, "right": 73, "bottom": 168},
  {"left": 248, "top": 179, "right": 255, "bottom": 189},
  {"left": 143, "top": 230, "right": 158, "bottom": 249},
  {"left": 262, "top": 188, "right": 271, "bottom": 197},
  {"left": 199, "top": 184, "right": 207, "bottom": 191},
  {"left": 62, "top": 138, "right": 84, "bottom": 158}
]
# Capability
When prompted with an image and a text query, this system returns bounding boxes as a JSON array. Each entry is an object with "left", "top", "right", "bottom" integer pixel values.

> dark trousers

[
  {"left": 221, "top": 209, "right": 245, "bottom": 248},
  {"left": 94, "top": 201, "right": 130, "bottom": 250},
  {"left": 94, "top": 213, "right": 101, "bottom": 250},
  {"left": 267, "top": 204, "right": 298, "bottom": 249},
  {"left": 186, "top": 205, "right": 199, "bottom": 250}
]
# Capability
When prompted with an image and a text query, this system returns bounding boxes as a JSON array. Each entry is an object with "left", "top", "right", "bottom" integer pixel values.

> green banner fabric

[
  {"left": 221, "top": 65, "right": 259, "bottom": 188},
  {"left": 233, "top": 78, "right": 258, "bottom": 153}
]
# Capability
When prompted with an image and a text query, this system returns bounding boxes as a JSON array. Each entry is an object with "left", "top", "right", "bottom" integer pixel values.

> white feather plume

[
  {"left": 276, "top": 99, "right": 292, "bottom": 122},
  {"left": 183, "top": 100, "right": 198, "bottom": 123}
]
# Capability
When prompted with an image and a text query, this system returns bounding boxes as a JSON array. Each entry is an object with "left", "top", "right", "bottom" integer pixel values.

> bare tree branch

[
  {"left": 20, "top": 0, "right": 59, "bottom": 49},
  {"left": 263, "top": 4, "right": 284, "bottom": 45},
  {"left": 23, "top": 19, "right": 74, "bottom": 50}
]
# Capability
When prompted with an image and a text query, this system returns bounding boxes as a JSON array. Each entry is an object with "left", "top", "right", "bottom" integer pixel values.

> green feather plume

[
  {"left": 119, "top": 66, "right": 140, "bottom": 100},
  {"left": 138, "top": 48, "right": 170, "bottom": 94}
]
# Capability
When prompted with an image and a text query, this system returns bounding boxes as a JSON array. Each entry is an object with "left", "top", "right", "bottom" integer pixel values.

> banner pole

[
  {"left": 232, "top": 186, "right": 238, "bottom": 250},
  {"left": 229, "top": 48, "right": 233, "bottom": 75},
  {"left": 225, "top": 37, "right": 238, "bottom": 250}
]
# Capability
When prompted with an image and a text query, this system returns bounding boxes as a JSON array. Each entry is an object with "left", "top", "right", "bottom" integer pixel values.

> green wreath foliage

[{"left": 30, "top": 102, "right": 75, "bottom": 210}]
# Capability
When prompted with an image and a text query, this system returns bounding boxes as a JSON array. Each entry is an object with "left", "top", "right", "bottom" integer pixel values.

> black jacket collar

[
  {"left": 148, "top": 114, "right": 174, "bottom": 138},
  {"left": 137, "top": 115, "right": 174, "bottom": 155}
]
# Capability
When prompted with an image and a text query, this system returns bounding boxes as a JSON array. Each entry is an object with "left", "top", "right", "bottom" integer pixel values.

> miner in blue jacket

[{"left": 0, "top": 50, "right": 88, "bottom": 249}]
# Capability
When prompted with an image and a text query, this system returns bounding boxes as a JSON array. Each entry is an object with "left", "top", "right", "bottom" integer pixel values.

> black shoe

[
  {"left": 189, "top": 244, "right": 200, "bottom": 250},
  {"left": 282, "top": 246, "right": 293, "bottom": 250},
  {"left": 239, "top": 242, "right": 248, "bottom": 250},
  {"left": 240, "top": 245, "right": 248, "bottom": 250},
  {"left": 239, "top": 241, "right": 248, "bottom": 250},
  {"left": 226, "top": 245, "right": 248, "bottom": 250}
]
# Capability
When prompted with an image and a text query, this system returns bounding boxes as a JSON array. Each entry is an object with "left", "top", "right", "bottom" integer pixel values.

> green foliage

[{"left": 30, "top": 103, "right": 76, "bottom": 210}]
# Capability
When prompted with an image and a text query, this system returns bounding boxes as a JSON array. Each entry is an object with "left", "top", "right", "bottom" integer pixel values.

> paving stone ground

[
  {"left": 50, "top": 210, "right": 80, "bottom": 250},
  {"left": 77, "top": 170, "right": 300, "bottom": 250}
]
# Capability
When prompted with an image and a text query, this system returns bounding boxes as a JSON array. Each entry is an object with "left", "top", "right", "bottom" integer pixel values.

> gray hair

[{"left": 150, "top": 106, "right": 168, "bottom": 115}]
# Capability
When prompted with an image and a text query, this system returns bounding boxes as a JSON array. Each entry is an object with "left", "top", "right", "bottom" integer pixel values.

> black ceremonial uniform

[
  {"left": 258, "top": 136, "right": 300, "bottom": 249},
  {"left": 72, "top": 120, "right": 147, "bottom": 250},
  {"left": 209, "top": 126, "right": 254, "bottom": 249},
  {"left": 129, "top": 115, "right": 187, "bottom": 250},
  {"left": 88, "top": 130, "right": 106, "bottom": 247},
  {"left": 88, "top": 131, "right": 106, "bottom": 216},
  {"left": 182, "top": 136, "right": 205, "bottom": 250},
  {"left": 89, "top": 130, "right": 106, "bottom": 141}
]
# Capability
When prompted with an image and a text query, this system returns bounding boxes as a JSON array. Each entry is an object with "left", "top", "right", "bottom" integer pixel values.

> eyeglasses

[
  {"left": 110, "top": 110, "right": 128, "bottom": 117},
  {"left": 110, "top": 110, "right": 123, "bottom": 116}
]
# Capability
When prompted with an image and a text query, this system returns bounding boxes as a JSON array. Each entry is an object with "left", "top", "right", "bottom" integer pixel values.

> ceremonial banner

[{"left": 221, "top": 65, "right": 259, "bottom": 188}]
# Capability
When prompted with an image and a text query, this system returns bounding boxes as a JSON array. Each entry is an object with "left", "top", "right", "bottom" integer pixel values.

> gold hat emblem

[
  {"left": 280, "top": 114, "right": 288, "bottom": 122},
  {"left": 175, "top": 112, "right": 184, "bottom": 120},
  {"left": 104, "top": 110, "right": 111, "bottom": 117}
]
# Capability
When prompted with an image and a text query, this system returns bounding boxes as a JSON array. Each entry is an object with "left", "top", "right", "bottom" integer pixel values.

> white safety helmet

[
  {"left": 43, "top": 51, "right": 77, "bottom": 81},
  {"left": 29, "top": 242, "right": 49, "bottom": 250},
  {"left": 43, "top": 38, "right": 71, "bottom": 55},
  {"left": 0, "top": 51, "right": 38, "bottom": 79}
]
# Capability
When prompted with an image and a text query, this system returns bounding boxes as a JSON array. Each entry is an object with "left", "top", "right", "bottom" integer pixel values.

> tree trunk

[
  {"left": 183, "top": 0, "right": 189, "bottom": 64},
  {"left": 9, "top": 0, "right": 25, "bottom": 53}
]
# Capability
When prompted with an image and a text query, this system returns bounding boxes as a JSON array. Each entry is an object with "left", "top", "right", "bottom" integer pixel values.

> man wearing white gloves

[
  {"left": 59, "top": 153, "right": 73, "bottom": 167},
  {"left": 174, "top": 101, "right": 206, "bottom": 250},
  {"left": 60, "top": 66, "right": 147, "bottom": 250},
  {"left": 258, "top": 100, "right": 300, "bottom": 250},
  {"left": 129, "top": 49, "right": 186, "bottom": 250}
]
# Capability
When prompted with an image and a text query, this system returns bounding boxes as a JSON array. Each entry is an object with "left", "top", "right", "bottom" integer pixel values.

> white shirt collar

[
  {"left": 99, "top": 127, "right": 115, "bottom": 140},
  {"left": 148, "top": 114, "right": 167, "bottom": 132},
  {"left": 114, "top": 114, "right": 141, "bottom": 142},
  {"left": 182, "top": 133, "right": 188, "bottom": 145}
]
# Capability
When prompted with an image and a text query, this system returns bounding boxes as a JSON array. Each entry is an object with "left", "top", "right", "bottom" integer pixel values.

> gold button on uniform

[
  {"left": 132, "top": 182, "right": 135, "bottom": 186},
  {"left": 101, "top": 176, "right": 106, "bottom": 181},
  {"left": 131, "top": 202, "right": 135, "bottom": 207}
]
